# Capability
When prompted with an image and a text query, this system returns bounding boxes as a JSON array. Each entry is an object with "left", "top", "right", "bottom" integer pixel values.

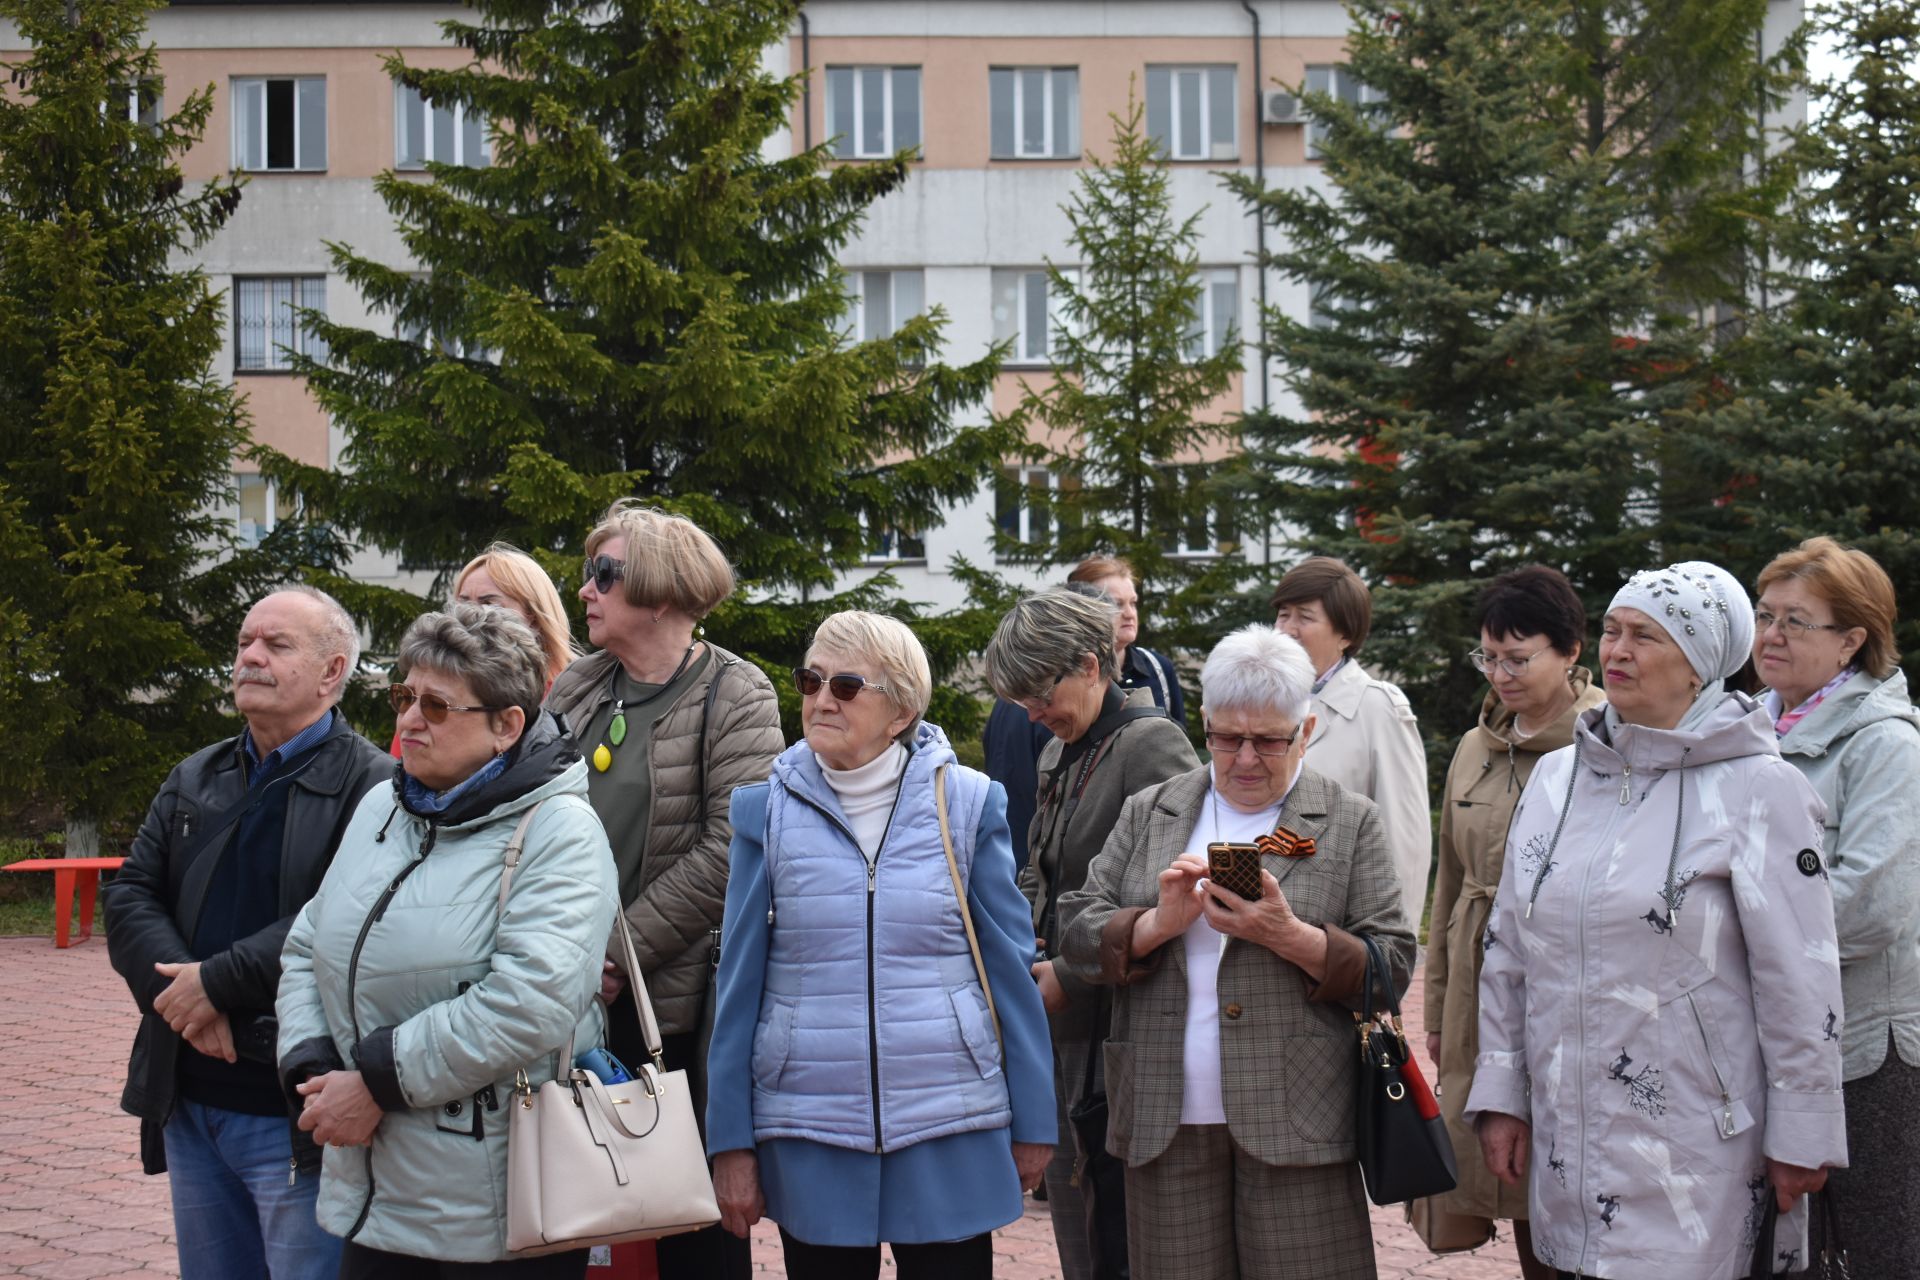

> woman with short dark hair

[{"left": 1421, "top": 566, "right": 1602, "bottom": 1276}]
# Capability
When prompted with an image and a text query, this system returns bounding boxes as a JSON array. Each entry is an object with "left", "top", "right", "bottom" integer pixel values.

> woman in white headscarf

[{"left": 1464, "top": 562, "right": 1847, "bottom": 1280}]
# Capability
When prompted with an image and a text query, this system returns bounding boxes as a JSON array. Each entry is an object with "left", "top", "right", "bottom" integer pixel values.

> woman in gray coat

[
  {"left": 1753, "top": 537, "right": 1920, "bottom": 1275},
  {"left": 278, "top": 604, "right": 618, "bottom": 1277},
  {"left": 983, "top": 587, "right": 1198, "bottom": 1280}
]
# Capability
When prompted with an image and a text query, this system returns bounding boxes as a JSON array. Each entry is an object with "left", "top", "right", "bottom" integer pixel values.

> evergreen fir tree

[
  {"left": 996, "top": 90, "right": 1243, "bottom": 651},
  {"left": 260, "top": 0, "right": 1010, "bottom": 735},
  {"left": 1703, "top": 0, "right": 1920, "bottom": 664},
  {"left": 1226, "top": 0, "right": 1794, "bottom": 759},
  {"left": 0, "top": 0, "right": 255, "bottom": 853}
]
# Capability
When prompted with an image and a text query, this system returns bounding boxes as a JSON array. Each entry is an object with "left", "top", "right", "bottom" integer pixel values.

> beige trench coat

[{"left": 1423, "top": 669, "right": 1604, "bottom": 1221}]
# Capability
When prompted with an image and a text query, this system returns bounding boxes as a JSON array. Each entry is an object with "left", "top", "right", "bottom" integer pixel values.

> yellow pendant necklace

[{"left": 592, "top": 643, "right": 698, "bottom": 772}]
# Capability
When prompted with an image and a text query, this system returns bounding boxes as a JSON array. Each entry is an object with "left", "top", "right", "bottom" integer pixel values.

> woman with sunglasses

[
  {"left": 1420, "top": 566, "right": 1602, "bottom": 1273},
  {"left": 981, "top": 586, "right": 1197, "bottom": 1280},
  {"left": 276, "top": 603, "right": 619, "bottom": 1278},
  {"left": 705, "top": 611, "right": 1055, "bottom": 1280},
  {"left": 1055, "top": 625, "right": 1414, "bottom": 1280},
  {"left": 545, "top": 500, "right": 782, "bottom": 1280}
]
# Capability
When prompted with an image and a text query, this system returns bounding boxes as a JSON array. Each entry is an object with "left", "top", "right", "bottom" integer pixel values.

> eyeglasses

[
  {"left": 1468, "top": 645, "right": 1552, "bottom": 678},
  {"left": 581, "top": 555, "right": 627, "bottom": 594},
  {"left": 793, "top": 668, "right": 894, "bottom": 701},
  {"left": 1754, "top": 609, "right": 1844, "bottom": 639},
  {"left": 388, "top": 684, "right": 505, "bottom": 724},
  {"left": 1202, "top": 729, "right": 1298, "bottom": 757},
  {"left": 1015, "top": 668, "right": 1073, "bottom": 716}
]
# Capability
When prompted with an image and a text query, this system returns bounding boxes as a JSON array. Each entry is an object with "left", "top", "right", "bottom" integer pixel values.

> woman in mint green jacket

[
  {"left": 277, "top": 605, "right": 618, "bottom": 1277},
  {"left": 1754, "top": 538, "right": 1920, "bottom": 1277}
]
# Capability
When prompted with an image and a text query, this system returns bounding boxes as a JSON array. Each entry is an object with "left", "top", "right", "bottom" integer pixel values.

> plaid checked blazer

[{"left": 1057, "top": 765, "right": 1415, "bottom": 1168}]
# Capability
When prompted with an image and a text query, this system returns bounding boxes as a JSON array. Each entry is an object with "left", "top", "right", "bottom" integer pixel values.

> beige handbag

[{"left": 497, "top": 803, "right": 721, "bottom": 1256}]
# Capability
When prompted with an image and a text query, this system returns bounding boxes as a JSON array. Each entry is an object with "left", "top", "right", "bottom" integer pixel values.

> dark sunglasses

[
  {"left": 793, "top": 667, "right": 894, "bottom": 701},
  {"left": 388, "top": 683, "right": 504, "bottom": 725},
  {"left": 581, "top": 554, "right": 627, "bottom": 594}
]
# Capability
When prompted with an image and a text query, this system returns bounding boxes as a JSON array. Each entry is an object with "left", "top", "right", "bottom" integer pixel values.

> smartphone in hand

[{"left": 1206, "top": 842, "right": 1264, "bottom": 902}]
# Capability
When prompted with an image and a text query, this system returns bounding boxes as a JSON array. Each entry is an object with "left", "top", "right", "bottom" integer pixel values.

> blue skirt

[{"left": 757, "top": 1127, "right": 1025, "bottom": 1247}]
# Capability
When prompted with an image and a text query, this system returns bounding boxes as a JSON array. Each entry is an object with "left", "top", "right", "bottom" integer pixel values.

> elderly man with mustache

[{"left": 106, "top": 586, "right": 388, "bottom": 1280}]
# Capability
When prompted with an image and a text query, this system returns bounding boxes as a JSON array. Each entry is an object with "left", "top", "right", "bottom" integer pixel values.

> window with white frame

[
  {"left": 233, "top": 77, "right": 326, "bottom": 172},
  {"left": 991, "top": 268, "right": 1078, "bottom": 365},
  {"left": 1145, "top": 65, "right": 1236, "bottom": 161},
  {"left": 864, "top": 520, "right": 926, "bottom": 563},
  {"left": 843, "top": 270, "right": 925, "bottom": 342},
  {"left": 395, "top": 82, "right": 488, "bottom": 169},
  {"left": 1157, "top": 465, "right": 1237, "bottom": 557},
  {"left": 989, "top": 67, "right": 1079, "bottom": 159},
  {"left": 825, "top": 66, "right": 922, "bottom": 159},
  {"left": 995, "top": 465, "right": 1078, "bottom": 551},
  {"left": 235, "top": 472, "right": 296, "bottom": 548},
  {"left": 1304, "top": 64, "right": 1385, "bottom": 158},
  {"left": 235, "top": 277, "right": 327, "bottom": 372},
  {"left": 1183, "top": 268, "right": 1239, "bottom": 360},
  {"left": 115, "top": 79, "right": 162, "bottom": 129}
]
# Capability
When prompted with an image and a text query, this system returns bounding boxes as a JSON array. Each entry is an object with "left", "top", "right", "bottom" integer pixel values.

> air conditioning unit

[{"left": 1262, "top": 91, "right": 1304, "bottom": 125}]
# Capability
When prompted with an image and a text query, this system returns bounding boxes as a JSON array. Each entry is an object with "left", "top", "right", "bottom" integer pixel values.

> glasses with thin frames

[
  {"left": 581, "top": 555, "right": 627, "bottom": 594},
  {"left": 1753, "top": 609, "right": 1844, "bottom": 640},
  {"left": 1015, "top": 669, "right": 1073, "bottom": 716},
  {"left": 793, "top": 668, "right": 894, "bottom": 701},
  {"left": 1202, "top": 728, "right": 1298, "bottom": 757},
  {"left": 388, "top": 684, "right": 505, "bottom": 724},
  {"left": 1468, "top": 645, "right": 1552, "bottom": 678}
]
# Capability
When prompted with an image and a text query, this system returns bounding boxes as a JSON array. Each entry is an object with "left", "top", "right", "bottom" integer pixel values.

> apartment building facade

[{"left": 2, "top": 0, "right": 1806, "bottom": 610}]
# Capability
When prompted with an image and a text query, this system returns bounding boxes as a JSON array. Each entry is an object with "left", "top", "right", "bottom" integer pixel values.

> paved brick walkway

[{"left": 0, "top": 936, "right": 1523, "bottom": 1278}]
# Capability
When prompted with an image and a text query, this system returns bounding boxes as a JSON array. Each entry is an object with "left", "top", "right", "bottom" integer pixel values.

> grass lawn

[{"left": 0, "top": 893, "right": 104, "bottom": 938}]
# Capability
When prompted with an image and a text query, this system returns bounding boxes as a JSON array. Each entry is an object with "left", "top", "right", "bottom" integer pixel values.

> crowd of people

[{"left": 99, "top": 500, "right": 1915, "bottom": 1280}]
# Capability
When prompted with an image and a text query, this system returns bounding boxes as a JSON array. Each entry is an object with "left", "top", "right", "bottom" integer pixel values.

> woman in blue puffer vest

[{"left": 706, "top": 610, "right": 1055, "bottom": 1279}]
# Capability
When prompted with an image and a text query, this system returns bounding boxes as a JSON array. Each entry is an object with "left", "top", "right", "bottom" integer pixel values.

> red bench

[{"left": 3, "top": 858, "right": 126, "bottom": 948}]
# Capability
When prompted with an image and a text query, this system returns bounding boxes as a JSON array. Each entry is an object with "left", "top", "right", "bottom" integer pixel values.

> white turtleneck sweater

[{"left": 819, "top": 742, "right": 909, "bottom": 862}]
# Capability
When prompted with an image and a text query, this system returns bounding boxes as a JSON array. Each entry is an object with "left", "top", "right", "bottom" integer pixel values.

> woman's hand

[
  {"left": 1476, "top": 1112, "right": 1531, "bottom": 1187},
  {"left": 1013, "top": 1141, "right": 1051, "bottom": 1192},
  {"left": 713, "top": 1149, "right": 765, "bottom": 1238},
  {"left": 295, "top": 1070, "right": 383, "bottom": 1147},
  {"left": 1426, "top": 1032, "right": 1442, "bottom": 1072},
  {"left": 1765, "top": 1158, "right": 1829, "bottom": 1212},
  {"left": 1031, "top": 961, "right": 1069, "bottom": 1014},
  {"left": 1133, "top": 854, "right": 1208, "bottom": 954},
  {"left": 600, "top": 958, "right": 627, "bottom": 1005},
  {"left": 1198, "top": 870, "right": 1330, "bottom": 978}
]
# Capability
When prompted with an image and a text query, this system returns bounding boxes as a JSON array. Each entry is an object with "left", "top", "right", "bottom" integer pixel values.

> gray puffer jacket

[
  {"left": 1465, "top": 694, "right": 1846, "bottom": 1279},
  {"left": 277, "top": 713, "right": 618, "bottom": 1262}
]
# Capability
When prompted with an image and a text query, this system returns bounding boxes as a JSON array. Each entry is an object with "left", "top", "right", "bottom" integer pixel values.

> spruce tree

[
  {"left": 996, "top": 91, "right": 1243, "bottom": 650},
  {"left": 0, "top": 0, "right": 254, "bottom": 853},
  {"left": 260, "top": 0, "right": 1010, "bottom": 734},
  {"left": 1227, "top": 0, "right": 1794, "bottom": 759},
  {"left": 1702, "top": 0, "right": 1920, "bottom": 664}
]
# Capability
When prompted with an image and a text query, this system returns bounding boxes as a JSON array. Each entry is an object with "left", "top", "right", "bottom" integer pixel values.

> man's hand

[
  {"left": 1013, "top": 1141, "right": 1051, "bottom": 1192},
  {"left": 713, "top": 1150, "right": 765, "bottom": 1238},
  {"left": 184, "top": 1012, "right": 237, "bottom": 1064},
  {"left": 295, "top": 1071, "right": 384, "bottom": 1147},
  {"left": 1477, "top": 1112, "right": 1531, "bottom": 1187},
  {"left": 153, "top": 961, "right": 220, "bottom": 1039},
  {"left": 1031, "top": 961, "right": 1069, "bottom": 1014}
]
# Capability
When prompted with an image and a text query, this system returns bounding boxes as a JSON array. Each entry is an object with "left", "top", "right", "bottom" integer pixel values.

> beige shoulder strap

[{"left": 935, "top": 764, "right": 1002, "bottom": 1053}]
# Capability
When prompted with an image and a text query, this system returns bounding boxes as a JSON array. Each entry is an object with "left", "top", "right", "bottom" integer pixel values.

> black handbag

[
  {"left": 1749, "top": 1187, "right": 1848, "bottom": 1278},
  {"left": 1068, "top": 995, "right": 1129, "bottom": 1280},
  {"left": 1353, "top": 933, "right": 1458, "bottom": 1206}
]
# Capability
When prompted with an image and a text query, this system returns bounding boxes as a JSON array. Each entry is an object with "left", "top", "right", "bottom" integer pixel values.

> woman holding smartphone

[{"left": 1057, "top": 625, "right": 1414, "bottom": 1280}]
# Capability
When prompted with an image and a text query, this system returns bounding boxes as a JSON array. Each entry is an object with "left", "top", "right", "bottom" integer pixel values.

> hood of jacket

[
  {"left": 1472, "top": 665, "right": 1603, "bottom": 757},
  {"left": 1575, "top": 688, "right": 1778, "bottom": 777},
  {"left": 1777, "top": 667, "right": 1920, "bottom": 760},
  {"left": 391, "top": 709, "right": 580, "bottom": 831}
]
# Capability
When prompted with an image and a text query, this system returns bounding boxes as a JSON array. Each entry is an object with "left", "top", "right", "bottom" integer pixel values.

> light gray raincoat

[{"left": 1465, "top": 694, "right": 1846, "bottom": 1279}]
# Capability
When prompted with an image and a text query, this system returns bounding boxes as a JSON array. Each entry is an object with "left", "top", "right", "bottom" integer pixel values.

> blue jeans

[{"left": 163, "top": 1099, "right": 341, "bottom": 1280}]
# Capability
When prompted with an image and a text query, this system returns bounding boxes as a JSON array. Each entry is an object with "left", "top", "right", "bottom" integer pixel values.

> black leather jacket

[{"left": 105, "top": 712, "right": 389, "bottom": 1174}]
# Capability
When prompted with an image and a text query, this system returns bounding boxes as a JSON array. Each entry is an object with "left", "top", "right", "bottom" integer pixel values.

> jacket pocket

[
  {"left": 1684, "top": 990, "right": 1755, "bottom": 1139},
  {"left": 950, "top": 985, "right": 1003, "bottom": 1081},
  {"left": 1283, "top": 1033, "right": 1352, "bottom": 1145},
  {"left": 751, "top": 998, "right": 796, "bottom": 1091}
]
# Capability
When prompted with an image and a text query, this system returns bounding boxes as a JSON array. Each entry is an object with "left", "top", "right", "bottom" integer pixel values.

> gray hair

[
  {"left": 984, "top": 587, "right": 1120, "bottom": 704},
  {"left": 807, "top": 611, "right": 933, "bottom": 743},
  {"left": 1200, "top": 625, "right": 1314, "bottom": 724},
  {"left": 267, "top": 584, "right": 360, "bottom": 690},
  {"left": 394, "top": 602, "right": 545, "bottom": 727}
]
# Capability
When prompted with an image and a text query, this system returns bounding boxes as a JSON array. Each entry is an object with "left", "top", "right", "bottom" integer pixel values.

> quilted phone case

[{"left": 1206, "top": 842, "right": 1264, "bottom": 901}]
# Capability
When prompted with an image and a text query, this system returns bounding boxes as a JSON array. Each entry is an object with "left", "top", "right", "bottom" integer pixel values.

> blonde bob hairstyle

[
  {"left": 583, "top": 500, "right": 736, "bottom": 620},
  {"left": 453, "top": 543, "right": 579, "bottom": 686},
  {"left": 807, "top": 610, "right": 933, "bottom": 743},
  {"left": 1755, "top": 536, "right": 1901, "bottom": 679}
]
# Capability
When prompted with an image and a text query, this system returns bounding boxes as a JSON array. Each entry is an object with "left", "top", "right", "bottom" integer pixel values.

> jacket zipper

[
  {"left": 1686, "top": 991, "right": 1736, "bottom": 1137},
  {"left": 1618, "top": 762, "right": 1632, "bottom": 804},
  {"left": 783, "top": 773, "right": 907, "bottom": 1154},
  {"left": 341, "top": 822, "right": 437, "bottom": 1240},
  {"left": 1569, "top": 782, "right": 1631, "bottom": 1276}
]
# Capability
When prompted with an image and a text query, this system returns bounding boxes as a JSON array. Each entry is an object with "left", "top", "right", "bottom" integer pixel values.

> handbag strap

[
  {"left": 1357, "top": 932, "right": 1401, "bottom": 1023},
  {"left": 496, "top": 800, "right": 666, "bottom": 1073},
  {"left": 935, "top": 763, "right": 1003, "bottom": 1054}
]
